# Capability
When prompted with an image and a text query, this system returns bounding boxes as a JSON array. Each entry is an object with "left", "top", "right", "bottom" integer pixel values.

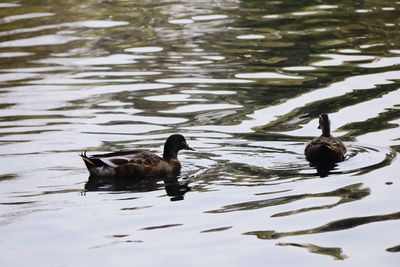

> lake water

[{"left": 0, "top": 0, "right": 400, "bottom": 266}]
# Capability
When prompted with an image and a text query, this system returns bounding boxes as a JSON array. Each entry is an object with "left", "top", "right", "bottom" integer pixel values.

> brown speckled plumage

[
  {"left": 80, "top": 134, "right": 193, "bottom": 178},
  {"left": 305, "top": 114, "right": 346, "bottom": 164}
]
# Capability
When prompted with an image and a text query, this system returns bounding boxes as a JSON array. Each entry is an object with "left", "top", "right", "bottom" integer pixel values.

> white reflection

[
  {"left": 292, "top": 11, "right": 319, "bottom": 16},
  {"left": 70, "top": 71, "right": 160, "bottom": 78},
  {"left": 28, "top": 77, "right": 138, "bottom": 85},
  {"left": 0, "top": 35, "right": 80, "bottom": 47},
  {"left": 314, "top": 5, "right": 338, "bottom": 9},
  {"left": 181, "top": 60, "right": 213, "bottom": 65},
  {"left": 68, "top": 20, "right": 129, "bottom": 28},
  {"left": 84, "top": 124, "right": 169, "bottom": 135},
  {"left": 0, "top": 20, "right": 128, "bottom": 37},
  {"left": 157, "top": 78, "right": 253, "bottom": 84},
  {"left": 0, "top": 12, "right": 53, "bottom": 24},
  {"left": 168, "top": 19, "right": 194, "bottom": 24},
  {"left": 35, "top": 54, "right": 148, "bottom": 66},
  {"left": 191, "top": 14, "right": 228, "bottom": 21},
  {"left": 235, "top": 72, "right": 304, "bottom": 79},
  {"left": 186, "top": 71, "right": 400, "bottom": 134},
  {"left": 161, "top": 104, "right": 242, "bottom": 114},
  {"left": 0, "top": 52, "right": 33, "bottom": 57},
  {"left": 181, "top": 89, "right": 236, "bottom": 95},
  {"left": 236, "top": 35, "right": 265, "bottom": 40},
  {"left": 202, "top": 56, "right": 225, "bottom": 60},
  {"left": 359, "top": 57, "right": 400, "bottom": 68},
  {"left": 0, "top": 3, "right": 20, "bottom": 7},
  {"left": 262, "top": 14, "right": 281, "bottom": 19},
  {"left": 312, "top": 54, "right": 375, "bottom": 67},
  {"left": 283, "top": 66, "right": 316, "bottom": 71},
  {"left": 125, "top": 47, "right": 164, "bottom": 53},
  {"left": 0, "top": 73, "right": 39, "bottom": 82},
  {"left": 144, "top": 94, "right": 206, "bottom": 102},
  {"left": 129, "top": 115, "right": 187, "bottom": 125}
]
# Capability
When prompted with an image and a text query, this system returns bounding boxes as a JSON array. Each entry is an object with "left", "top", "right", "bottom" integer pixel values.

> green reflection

[
  {"left": 277, "top": 242, "right": 347, "bottom": 260},
  {"left": 206, "top": 183, "right": 369, "bottom": 214},
  {"left": 0, "top": 0, "right": 399, "bottom": 264},
  {"left": 245, "top": 211, "right": 400, "bottom": 239},
  {"left": 387, "top": 245, "right": 400, "bottom": 253}
]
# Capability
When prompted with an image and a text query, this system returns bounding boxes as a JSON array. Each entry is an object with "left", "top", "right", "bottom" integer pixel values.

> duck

[
  {"left": 304, "top": 113, "right": 346, "bottom": 164},
  {"left": 80, "top": 134, "right": 194, "bottom": 178}
]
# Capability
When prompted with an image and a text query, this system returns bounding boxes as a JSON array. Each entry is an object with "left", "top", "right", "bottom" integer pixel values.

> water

[{"left": 0, "top": 0, "right": 399, "bottom": 266}]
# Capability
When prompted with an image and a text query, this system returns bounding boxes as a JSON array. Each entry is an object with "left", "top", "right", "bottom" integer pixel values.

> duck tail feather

[
  {"left": 80, "top": 152, "right": 94, "bottom": 169},
  {"left": 80, "top": 151, "right": 107, "bottom": 168}
]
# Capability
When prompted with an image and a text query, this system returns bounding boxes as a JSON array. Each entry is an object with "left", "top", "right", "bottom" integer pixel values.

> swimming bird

[
  {"left": 80, "top": 134, "right": 194, "bottom": 178},
  {"left": 305, "top": 113, "right": 346, "bottom": 164}
]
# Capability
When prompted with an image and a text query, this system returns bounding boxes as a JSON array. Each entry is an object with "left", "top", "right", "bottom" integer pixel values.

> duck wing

[
  {"left": 123, "top": 151, "right": 164, "bottom": 166},
  {"left": 306, "top": 137, "right": 346, "bottom": 151},
  {"left": 319, "top": 137, "right": 346, "bottom": 154},
  {"left": 88, "top": 150, "right": 163, "bottom": 168},
  {"left": 305, "top": 136, "right": 346, "bottom": 163},
  {"left": 91, "top": 150, "right": 146, "bottom": 158}
]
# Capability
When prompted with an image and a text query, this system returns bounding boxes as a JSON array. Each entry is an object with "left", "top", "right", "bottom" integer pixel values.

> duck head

[
  {"left": 318, "top": 113, "right": 331, "bottom": 137},
  {"left": 163, "top": 134, "right": 194, "bottom": 160}
]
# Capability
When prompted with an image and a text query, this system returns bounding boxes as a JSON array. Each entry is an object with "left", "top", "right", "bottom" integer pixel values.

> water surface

[{"left": 0, "top": 0, "right": 400, "bottom": 266}]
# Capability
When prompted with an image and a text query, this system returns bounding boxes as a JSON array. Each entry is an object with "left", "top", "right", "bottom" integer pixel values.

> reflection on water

[
  {"left": 245, "top": 211, "right": 400, "bottom": 240},
  {"left": 85, "top": 175, "right": 191, "bottom": 201},
  {"left": 277, "top": 242, "right": 348, "bottom": 261},
  {"left": 0, "top": 0, "right": 400, "bottom": 266}
]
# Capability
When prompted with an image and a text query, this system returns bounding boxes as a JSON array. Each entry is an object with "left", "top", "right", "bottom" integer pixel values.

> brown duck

[
  {"left": 305, "top": 113, "right": 346, "bottom": 164},
  {"left": 80, "top": 134, "right": 194, "bottom": 178}
]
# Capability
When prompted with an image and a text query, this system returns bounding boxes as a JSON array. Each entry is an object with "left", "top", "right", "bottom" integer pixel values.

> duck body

[
  {"left": 305, "top": 136, "right": 346, "bottom": 164},
  {"left": 305, "top": 114, "right": 346, "bottom": 165},
  {"left": 80, "top": 134, "right": 193, "bottom": 179}
]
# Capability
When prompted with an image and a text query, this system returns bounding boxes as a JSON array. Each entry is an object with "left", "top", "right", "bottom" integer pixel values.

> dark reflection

[
  {"left": 140, "top": 224, "right": 183, "bottom": 231},
  {"left": 313, "top": 162, "right": 337, "bottom": 178},
  {"left": 0, "top": 173, "right": 17, "bottom": 182},
  {"left": 0, "top": 201, "right": 37, "bottom": 205},
  {"left": 84, "top": 174, "right": 191, "bottom": 201},
  {"left": 193, "top": 160, "right": 312, "bottom": 189},
  {"left": 340, "top": 108, "right": 400, "bottom": 139},
  {"left": 355, "top": 149, "right": 397, "bottom": 176},
  {"left": 387, "top": 245, "right": 400, "bottom": 253},
  {"left": 163, "top": 176, "right": 191, "bottom": 201},
  {"left": 271, "top": 183, "right": 369, "bottom": 217},
  {"left": 0, "top": 0, "right": 400, "bottom": 263},
  {"left": 206, "top": 183, "right": 369, "bottom": 215},
  {"left": 309, "top": 145, "right": 397, "bottom": 177},
  {"left": 244, "top": 211, "right": 400, "bottom": 240},
  {"left": 85, "top": 175, "right": 161, "bottom": 192},
  {"left": 277, "top": 242, "right": 347, "bottom": 260},
  {"left": 200, "top": 226, "right": 233, "bottom": 233}
]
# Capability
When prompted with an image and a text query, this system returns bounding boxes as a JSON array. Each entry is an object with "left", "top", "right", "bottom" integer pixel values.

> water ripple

[
  {"left": 0, "top": 0, "right": 399, "bottom": 266},
  {"left": 245, "top": 211, "right": 400, "bottom": 239},
  {"left": 0, "top": 34, "right": 81, "bottom": 47},
  {"left": 0, "top": 12, "right": 53, "bottom": 24}
]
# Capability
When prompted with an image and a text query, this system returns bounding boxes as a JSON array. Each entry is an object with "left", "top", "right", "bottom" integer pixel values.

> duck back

[
  {"left": 81, "top": 150, "right": 181, "bottom": 178},
  {"left": 80, "top": 134, "right": 193, "bottom": 179},
  {"left": 305, "top": 136, "right": 346, "bottom": 164}
]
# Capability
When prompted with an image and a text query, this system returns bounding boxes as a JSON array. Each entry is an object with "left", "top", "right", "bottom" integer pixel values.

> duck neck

[
  {"left": 163, "top": 143, "right": 178, "bottom": 160},
  {"left": 163, "top": 151, "right": 178, "bottom": 160},
  {"left": 321, "top": 125, "right": 331, "bottom": 137}
]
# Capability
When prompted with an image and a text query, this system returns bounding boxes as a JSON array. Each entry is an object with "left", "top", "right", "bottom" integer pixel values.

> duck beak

[{"left": 184, "top": 143, "right": 195, "bottom": 151}]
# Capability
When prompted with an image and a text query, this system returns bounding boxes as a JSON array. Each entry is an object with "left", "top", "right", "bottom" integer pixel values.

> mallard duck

[
  {"left": 305, "top": 113, "right": 346, "bottom": 164},
  {"left": 80, "top": 134, "right": 194, "bottom": 178}
]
